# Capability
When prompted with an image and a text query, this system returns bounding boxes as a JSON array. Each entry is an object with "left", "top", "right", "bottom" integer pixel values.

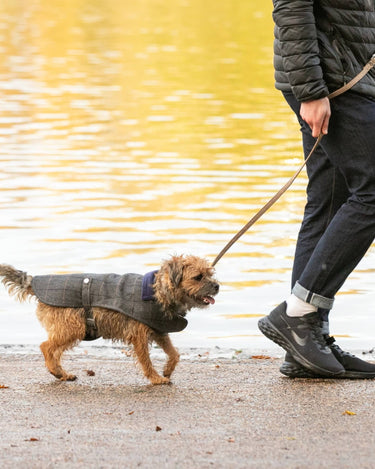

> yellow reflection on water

[
  {"left": 1, "top": 0, "right": 304, "bottom": 274},
  {"left": 1, "top": 1, "right": 374, "bottom": 347}
]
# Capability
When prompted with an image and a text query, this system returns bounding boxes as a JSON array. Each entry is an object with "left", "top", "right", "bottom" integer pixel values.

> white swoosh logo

[{"left": 291, "top": 330, "right": 308, "bottom": 347}]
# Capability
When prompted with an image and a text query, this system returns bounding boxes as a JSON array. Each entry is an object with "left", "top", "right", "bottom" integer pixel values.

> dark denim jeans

[{"left": 283, "top": 90, "right": 375, "bottom": 310}]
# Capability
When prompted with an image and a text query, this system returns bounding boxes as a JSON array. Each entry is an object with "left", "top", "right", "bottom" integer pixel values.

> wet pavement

[{"left": 0, "top": 350, "right": 374, "bottom": 468}]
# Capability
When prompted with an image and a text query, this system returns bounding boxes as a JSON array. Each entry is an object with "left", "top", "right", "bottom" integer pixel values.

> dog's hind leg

[
  {"left": 40, "top": 339, "right": 78, "bottom": 381},
  {"left": 37, "top": 305, "right": 85, "bottom": 381},
  {"left": 131, "top": 324, "right": 170, "bottom": 385},
  {"left": 153, "top": 334, "right": 180, "bottom": 379}
]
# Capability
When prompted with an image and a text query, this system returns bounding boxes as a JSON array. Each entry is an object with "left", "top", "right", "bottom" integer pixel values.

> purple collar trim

[{"left": 141, "top": 270, "right": 158, "bottom": 301}]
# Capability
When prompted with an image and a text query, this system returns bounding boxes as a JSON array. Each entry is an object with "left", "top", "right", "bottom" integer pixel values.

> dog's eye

[{"left": 194, "top": 274, "right": 203, "bottom": 281}]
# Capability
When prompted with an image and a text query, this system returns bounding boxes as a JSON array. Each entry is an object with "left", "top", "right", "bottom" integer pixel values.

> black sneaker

[
  {"left": 258, "top": 302, "right": 345, "bottom": 377},
  {"left": 280, "top": 337, "right": 375, "bottom": 379},
  {"left": 280, "top": 353, "right": 320, "bottom": 378}
]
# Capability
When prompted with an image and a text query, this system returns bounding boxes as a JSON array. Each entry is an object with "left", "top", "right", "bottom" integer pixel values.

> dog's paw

[
  {"left": 60, "top": 374, "right": 77, "bottom": 382},
  {"left": 151, "top": 376, "right": 170, "bottom": 385}
]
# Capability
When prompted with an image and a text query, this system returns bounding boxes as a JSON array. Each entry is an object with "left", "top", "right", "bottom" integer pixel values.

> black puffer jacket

[{"left": 273, "top": 0, "right": 375, "bottom": 101}]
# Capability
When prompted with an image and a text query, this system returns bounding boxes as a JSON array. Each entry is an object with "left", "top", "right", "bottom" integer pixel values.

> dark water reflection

[{"left": 0, "top": 0, "right": 374, "bottom": 352}]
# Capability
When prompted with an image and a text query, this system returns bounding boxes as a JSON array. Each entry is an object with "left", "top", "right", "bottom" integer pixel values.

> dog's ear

[
  {"left": 153, "top": 256, "right": 185, "bottom": 311},
  {"left": 166, "top": 256, "right": 184, "bottom": 287}
]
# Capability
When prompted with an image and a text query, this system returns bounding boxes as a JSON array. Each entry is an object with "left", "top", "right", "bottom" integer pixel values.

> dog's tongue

[{"left": 203, "top": 296, "right": 215, "bottom": 305}]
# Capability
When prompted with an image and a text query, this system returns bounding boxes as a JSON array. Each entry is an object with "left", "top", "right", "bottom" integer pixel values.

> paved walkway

[{"left": 0, "top": 350, "right": 374, "bottom": 468}]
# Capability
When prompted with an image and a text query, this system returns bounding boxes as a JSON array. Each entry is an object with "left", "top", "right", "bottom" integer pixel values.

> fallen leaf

[
  {"left": 228, "top": 438, "right": 235, "bottom": 443},
  {"left": 251, "top": 355, "right": 272, "bottom": 360},
  {"left": 26, "top": 438, "right": 39, "bottom": 442},
  {"left": 0, "top": 385, "right": 9, "bottom": 389},
  {"left": 343, "top": 410, "right": 356, "bottom": 416},
  {"left": 156, "top": 426, "right": 162, "bottom": 432},
  {"left": 128, "top": 411, "right": 135, "bottom": 415},
  {"left": 85, "top": 370, "right": 95, "bottom": 376}
]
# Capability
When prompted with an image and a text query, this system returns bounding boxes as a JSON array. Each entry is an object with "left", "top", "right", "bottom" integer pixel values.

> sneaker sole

[
  {"left": 279, "top": 362, "right": 325, "bottom": 379},
  {"left": 280, "top": 362, "right": 375, "bottom": 379},
  {"left": 258, "top": 317, "right": 345, "bottom": 377}
]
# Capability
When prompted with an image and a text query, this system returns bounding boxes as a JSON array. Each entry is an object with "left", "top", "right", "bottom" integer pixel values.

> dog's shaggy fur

[{"left": 0, "top": 256, "right": 219, "bottom": 385}]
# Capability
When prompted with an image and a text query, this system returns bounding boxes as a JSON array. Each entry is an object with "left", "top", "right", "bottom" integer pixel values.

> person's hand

[{"left": 300, "top": 97, "right": 331, "bottom": 137}]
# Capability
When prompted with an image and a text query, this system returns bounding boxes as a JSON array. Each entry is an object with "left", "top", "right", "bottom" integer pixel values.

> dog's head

[{"left": 153, "top": 255, "right": 219, "bottom": 316}]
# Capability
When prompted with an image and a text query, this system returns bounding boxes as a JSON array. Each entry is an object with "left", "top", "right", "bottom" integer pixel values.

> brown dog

[{"left": 0, "top": 256, "right": 219, "bottom": 385}]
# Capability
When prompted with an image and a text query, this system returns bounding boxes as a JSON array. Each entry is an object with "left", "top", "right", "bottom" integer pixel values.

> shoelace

[
  {"left": 303, "top": 314, "right": 330, "bottom": 352},
  {"left": 325, "top": 335, "right": 357, "bottom": 358}
]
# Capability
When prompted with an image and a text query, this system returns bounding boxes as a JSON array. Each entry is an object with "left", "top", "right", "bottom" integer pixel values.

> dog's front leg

[
  {"left": 153, "top": 334, "right": 180, "bottom": 379},
  {"left": 131, "top": 325, "right": 170, "bottom": 385}
]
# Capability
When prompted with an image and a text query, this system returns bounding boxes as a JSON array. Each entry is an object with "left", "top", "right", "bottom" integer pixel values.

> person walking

[{"left": 258, "top": 0, "right": 375, "bottom": 378}]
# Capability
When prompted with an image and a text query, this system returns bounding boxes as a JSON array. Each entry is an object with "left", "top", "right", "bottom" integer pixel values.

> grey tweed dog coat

[{"left": 31, "top": 271, "right": 188, "bottom": 340}]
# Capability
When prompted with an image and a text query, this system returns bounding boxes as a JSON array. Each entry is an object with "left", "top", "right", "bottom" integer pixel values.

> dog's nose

[{"left": 213, "top": 283, "right": 220, "bottom": 293}]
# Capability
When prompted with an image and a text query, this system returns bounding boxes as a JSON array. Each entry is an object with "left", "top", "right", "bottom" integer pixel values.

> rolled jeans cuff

[{"left": 292, "top": 281, "right": 334, "bottom": 310}]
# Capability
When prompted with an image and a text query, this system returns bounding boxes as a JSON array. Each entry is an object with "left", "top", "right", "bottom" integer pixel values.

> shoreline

[{"left": 0, "top": 342, "right": 374, "bottom": 360}]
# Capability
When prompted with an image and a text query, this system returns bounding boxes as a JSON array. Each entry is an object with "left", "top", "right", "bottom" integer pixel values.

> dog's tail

[{"left": 0, "top": 264, "right": 34, "bottom": 302}]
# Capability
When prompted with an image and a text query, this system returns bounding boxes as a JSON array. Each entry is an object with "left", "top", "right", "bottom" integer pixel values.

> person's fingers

[
  {"left": 321, "top": 113, "right": 330, "bottom": 135},
  {"left": 300, "top": 98, "right": 331, "bottom": 137},
  {"left": 311, "top": 121, "right": 321, "bottom": 138}
]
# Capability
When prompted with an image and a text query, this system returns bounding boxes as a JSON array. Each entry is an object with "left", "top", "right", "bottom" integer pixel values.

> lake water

[{"left": 1, "top": 0, "right": 374, "bottom": 356}]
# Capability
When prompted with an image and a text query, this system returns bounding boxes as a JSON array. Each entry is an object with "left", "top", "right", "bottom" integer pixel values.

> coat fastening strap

[{"left": 82, "top": 277, "right": 98, "bottom": 340}]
